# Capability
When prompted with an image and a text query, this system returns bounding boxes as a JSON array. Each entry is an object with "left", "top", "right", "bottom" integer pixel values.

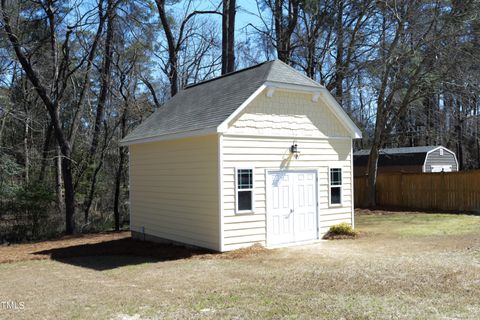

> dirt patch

[
  {"left": 197, "top": 243, "right": 273, "bottom": 260},
  {"left": 355, "top": 208, "right": 404, "bottom": 216}
]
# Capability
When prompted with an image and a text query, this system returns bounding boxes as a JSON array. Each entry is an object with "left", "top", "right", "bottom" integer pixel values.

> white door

[
  {"left": 431, "top": 165, "right": 452, "bottom": 172},
  {"left": 267, "top": 171, "right": 318, "bottom": 246},
  {"left": 292, "top": 172, "right": 318, "bottom": 242}
]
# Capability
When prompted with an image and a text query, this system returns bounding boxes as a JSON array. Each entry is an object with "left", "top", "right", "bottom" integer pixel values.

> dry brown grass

[{"left": 0, "top": 211, "right": 479, "bottom": 320}]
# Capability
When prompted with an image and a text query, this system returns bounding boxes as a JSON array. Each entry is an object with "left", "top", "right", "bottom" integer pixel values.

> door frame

[{"left": 264, "top": 168, "right": 319, "bottom": 247}]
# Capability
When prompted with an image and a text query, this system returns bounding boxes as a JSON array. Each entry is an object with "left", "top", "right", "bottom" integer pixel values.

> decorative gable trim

[{"left": 254, "top": 81, "right": 362, "bottom": 139}]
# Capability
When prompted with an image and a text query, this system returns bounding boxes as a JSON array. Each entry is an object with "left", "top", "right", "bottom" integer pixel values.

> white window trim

[
  {"left": 328, "top": 167, "right": 343, "bottom": 207},
  {"left": 235, "top": 167, "right": 255, "bottom": 214},
  {"left": 439, "top": 149, "right": 444, "bottom": 156}
]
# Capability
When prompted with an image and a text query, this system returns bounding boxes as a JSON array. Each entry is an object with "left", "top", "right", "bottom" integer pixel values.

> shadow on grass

[{"left": 33, "top": 237, "right": 212, "bottom": 271}]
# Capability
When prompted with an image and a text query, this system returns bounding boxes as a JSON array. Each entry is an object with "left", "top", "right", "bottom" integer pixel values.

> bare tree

[
  {"left": 155, "top": 0, "right": 221, "bottom": 96},
  {"left": 82, "top": 0, "right": 120, "bottom": 223},
  {"left": 1, "top": 0, "right": 107, "bottom": 233},
  {"left": 265, "top": 0, "right": 300, "bottom": 63},
  {"left": 365, "top": 0, "right": 463, "bottom": 206}
]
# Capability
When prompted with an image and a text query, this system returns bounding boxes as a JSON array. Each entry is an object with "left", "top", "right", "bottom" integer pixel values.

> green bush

[{"left": 325, "top": 222, "right": 357, "bottom": 239}]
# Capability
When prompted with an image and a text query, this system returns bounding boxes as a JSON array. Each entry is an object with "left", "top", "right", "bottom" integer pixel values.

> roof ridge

[
  {"left": 354, "top": 145, "right": 442, "bottom": 155},
  {"left": 273, "top": 60, "right": 322, "bottom": 86},
  {"left": 262, "top": 59, "right": 275, "bottom": 81},
  {"left": 184, "top": 60, "right": 273, "bottom": 90}
]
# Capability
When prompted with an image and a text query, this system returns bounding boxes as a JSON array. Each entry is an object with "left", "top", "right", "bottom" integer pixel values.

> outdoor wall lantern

[{"left": 290, "top": 143, "right": 300, "bottom": 159}]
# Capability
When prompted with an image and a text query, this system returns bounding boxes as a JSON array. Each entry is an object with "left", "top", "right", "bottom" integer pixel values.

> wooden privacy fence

[{"left": 354, "top": 170, "right": 480, "bottom": 212}]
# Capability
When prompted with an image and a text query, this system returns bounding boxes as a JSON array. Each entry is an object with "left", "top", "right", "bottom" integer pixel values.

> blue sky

[{"left": 171, "top": 0, "right": 266, "bottom": 40}]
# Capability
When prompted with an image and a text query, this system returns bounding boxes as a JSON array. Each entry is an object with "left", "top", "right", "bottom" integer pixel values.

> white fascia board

[
  {"left": 262, "top": 81, "right": 362, "bottom": 139},
  {"left": 318, "top": 89, "right": 362, "bottom": 139},
  {"left": 119, "top": 127, "right": 217, "bottom": 146},
  {"left": 264, "top": 80, "right": 325, "bottom": 92},
  {"left": 222, "top": 133, "right": 351, "bottom": 140},
  {"left": 217, "top": 84, "right": 267, "bottom": 132}
]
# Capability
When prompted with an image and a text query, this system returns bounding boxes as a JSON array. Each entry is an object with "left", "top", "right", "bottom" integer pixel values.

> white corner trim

[
  {"left": 266, "top": 87, "right": 275, "bottom": 97},
  {"left": 119, "top": 127, "right": 217, "bottom": 146},
  {"left": 217, "top": 84, "right": 267, "bottom": 132},
  {"left": 349, "top": 140, "right": 355, "bottom": 229},
  {"left": 218, "top": 133, "right": 225, "bottom": 251}
]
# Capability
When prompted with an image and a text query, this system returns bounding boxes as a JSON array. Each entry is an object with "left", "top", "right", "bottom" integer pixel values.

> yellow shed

[{"left": 121, "top": 60, "right": 362, "bottom": 251}]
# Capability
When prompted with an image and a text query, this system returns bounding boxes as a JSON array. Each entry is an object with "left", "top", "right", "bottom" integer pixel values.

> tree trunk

[
  {"left": 38, "top": 122, "right": 53, "bottom": 182},
  {"left": 334, "top": 0, "right": 344, "bottom": 106},
  {"left": 55, "top": 145, "right": 64, "bottom": 216},
  {"left": 366, "top": 101, "right": 387, "bottom": 207},
  {"left": 156, "top": 0, "right": 179, "bottom": 96},
  {"left": 89, "top": 0, "right": 115, "bottom": 157},
  {"left": 366, "top": 141, "right": 380, "bottom": 207},
  {"left": 83, "top": 159, "right": 104, "bottom": 222},
  {"left": 23, "top": 115, "right": 29, "bottom": 184},
  {"left": 0, "top": 110, "right": 6, "bottom": 147},
  {"left": 273, "top": 0, "right": 299, "bottom": 63},
  {"left": 221, "top": 0, "right": 236, "bottom": 74},
  {"left": 62, "top": 156, "right": 76, "bottom": 234},
  {"left": 82, "top": 0, "right": 116, "bottom": 223},
  {"left": 113, "top": 147, "right": 126, "bottom": 231}
]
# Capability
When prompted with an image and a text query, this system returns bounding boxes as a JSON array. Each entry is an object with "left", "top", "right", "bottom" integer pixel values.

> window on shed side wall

[
  {"left": 236, "top": 168, "right": 254, "bottom": 212},
  {"left": 329, "top": 168, "right": 342, "bottom": 205}
]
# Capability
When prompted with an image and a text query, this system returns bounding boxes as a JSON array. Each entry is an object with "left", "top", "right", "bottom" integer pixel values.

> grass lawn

[{"left": 0, "top": 211, "right": 479, "bottom": 319}]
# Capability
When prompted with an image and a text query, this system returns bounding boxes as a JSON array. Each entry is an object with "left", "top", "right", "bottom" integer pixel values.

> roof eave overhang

[
  {"left": 123, "top": 79, "right": 363, "bottom": 146},
  {"left": 119, "top": 127, "right": 218, "bottom": 146}
]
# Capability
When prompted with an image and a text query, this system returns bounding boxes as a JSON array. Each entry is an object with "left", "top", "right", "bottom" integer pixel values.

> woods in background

[{"left": 0, "top": 0, "right": 479, "bottom": 241}]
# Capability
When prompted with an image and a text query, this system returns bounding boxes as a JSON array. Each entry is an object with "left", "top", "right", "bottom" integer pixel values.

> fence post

[{"left": 400, "top": 173, "right": 403, "bottom": 208}]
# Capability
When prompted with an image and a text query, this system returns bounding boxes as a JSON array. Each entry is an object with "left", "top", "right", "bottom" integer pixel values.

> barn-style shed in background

[
  {"left": 353, "top": 146, "right": 458, "bottom": 177},
  {"left": 121, "top": 60, "right": 362, "bottom": 252}
]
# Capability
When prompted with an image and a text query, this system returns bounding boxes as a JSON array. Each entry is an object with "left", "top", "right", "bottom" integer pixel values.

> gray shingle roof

[
  {"left": 354, "top": 146, "right": 440, "bottom": 156},
  {"left": 121, "top": 60, "right": 322, "bottom": 144}
]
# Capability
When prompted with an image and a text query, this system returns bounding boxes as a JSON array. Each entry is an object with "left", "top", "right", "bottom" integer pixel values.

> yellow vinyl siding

[
  {"left": 129, "top": 135, "right": 219, "bottom": 250},
  {"left": 222, "top": 90, "right": 354, "bottom": 251}
]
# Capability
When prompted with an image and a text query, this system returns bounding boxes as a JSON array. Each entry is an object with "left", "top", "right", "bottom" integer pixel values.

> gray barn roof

[
  {"left": 121, "top": 60, "right": 322, "bottom": 145},
  {"left": 353, "top": 146, "right": 443, "bottom": 167},
  {"left": 354, "top": 146, "right": 439, "bottom": 156}
]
